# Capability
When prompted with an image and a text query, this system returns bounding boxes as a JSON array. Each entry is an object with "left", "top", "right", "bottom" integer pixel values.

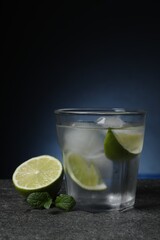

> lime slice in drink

[
  {"left": 104, "top": 128, "right": 143, "bottom": 161},
  {"left": 66, "top": 153, "right": 107, "bottom": 190},
  {"left": 12, "top": 155, "right": 63, "bottom": 198}
]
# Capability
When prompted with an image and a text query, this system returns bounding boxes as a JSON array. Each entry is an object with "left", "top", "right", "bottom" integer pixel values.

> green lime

[
  {"left": 104, "top": 128, "right": 143, "bottom": 161},
  {"left": 12, "top": 155, "right": 63, "bottom": 198},
  {"left": 65, "top": 153, "right": 107, "bottom": 190}
]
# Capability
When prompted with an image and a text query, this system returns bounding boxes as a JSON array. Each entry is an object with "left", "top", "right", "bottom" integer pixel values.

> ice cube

[
  {"left": 64, "top": 122, "right": 104, "bottom": 157},
  {"left": 96, "top": 116, "right": 125, "bottom": 128}
]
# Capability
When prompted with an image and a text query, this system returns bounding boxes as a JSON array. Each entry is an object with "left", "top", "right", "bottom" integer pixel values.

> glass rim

[{"left": 54, "top": 108, "right": 146, "bottom": 115}]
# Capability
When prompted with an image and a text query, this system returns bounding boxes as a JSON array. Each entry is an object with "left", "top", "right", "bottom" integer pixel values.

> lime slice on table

[
  {"left": 65, "top": 153, "right": 107, "bottom": 190},
  {"left": 104, "top": 128, "right": 143, "bottom": 161},
  {"left": 12, "top": 155, "right": 63, "bottom": 198}
]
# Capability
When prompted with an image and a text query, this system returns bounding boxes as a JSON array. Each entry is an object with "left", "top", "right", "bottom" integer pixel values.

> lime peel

[
  {"left": 66, "top": 153, "right": 107, "bottom": 191},
  {"left": 104, "top": 128, "right": 143, "bottom": 161},
  {"left": 12, "top": 155, "right": 63, "bottom": 198}
]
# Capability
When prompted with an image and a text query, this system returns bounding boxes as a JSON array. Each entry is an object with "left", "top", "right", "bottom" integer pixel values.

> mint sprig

[{"left": 26, "top": 192, "right": 76, "bottom": 211}]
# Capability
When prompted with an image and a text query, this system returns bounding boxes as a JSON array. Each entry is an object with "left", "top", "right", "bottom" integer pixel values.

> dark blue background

[{"left": 2, "top": 1, "right": 160, "bottom": 178}]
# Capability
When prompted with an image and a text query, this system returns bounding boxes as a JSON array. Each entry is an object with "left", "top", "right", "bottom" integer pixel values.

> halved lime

[
  {"left": 65, "top": 153, "right": 107, "bottom": 190},
  {"left": 12, "top": 155, "right": 63, "bottom": 198},
  {"left": 104, "top": 128, "right": 143, "bottom": 161}
]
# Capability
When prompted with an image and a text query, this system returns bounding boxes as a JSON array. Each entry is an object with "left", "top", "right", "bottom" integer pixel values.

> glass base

[{"left": 75, "top": 197, "right": 135, "bottom": 213}]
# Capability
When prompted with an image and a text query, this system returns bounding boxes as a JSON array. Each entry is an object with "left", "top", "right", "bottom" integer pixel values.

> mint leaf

[
  {"left": 55, "top": 194, "right": 76, "bottom": 211},
  {"left": 27, "top": 192, "right": 53, "bottom": 209},
  {"left": 43, "top": 198, "right": 53, "bottom": 209}
]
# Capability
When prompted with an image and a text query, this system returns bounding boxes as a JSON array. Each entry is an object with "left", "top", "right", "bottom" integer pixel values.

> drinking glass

[{"left": 55, "top": 108, "right": 146, "bottom": 212}]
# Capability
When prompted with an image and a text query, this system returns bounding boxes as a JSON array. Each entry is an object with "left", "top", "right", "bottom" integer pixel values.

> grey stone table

[{"left": 0, "top": 179, "right": 160, "bottom": 240}]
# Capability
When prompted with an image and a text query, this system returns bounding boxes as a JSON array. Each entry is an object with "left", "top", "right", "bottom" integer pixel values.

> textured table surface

[{"left": 0, "top": 179, "right": 160, "bottom": 240}]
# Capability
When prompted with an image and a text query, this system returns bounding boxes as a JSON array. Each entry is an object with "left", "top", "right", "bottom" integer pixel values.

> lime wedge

[
  {"left": 104, "top": 128, "right": 143, "bottom": 161},
  {"left": 65, "top": 153, "right": 107, "bottom": 190},
  {"left": 12, "top": 155, "right": 63, "bottom": 197}
]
